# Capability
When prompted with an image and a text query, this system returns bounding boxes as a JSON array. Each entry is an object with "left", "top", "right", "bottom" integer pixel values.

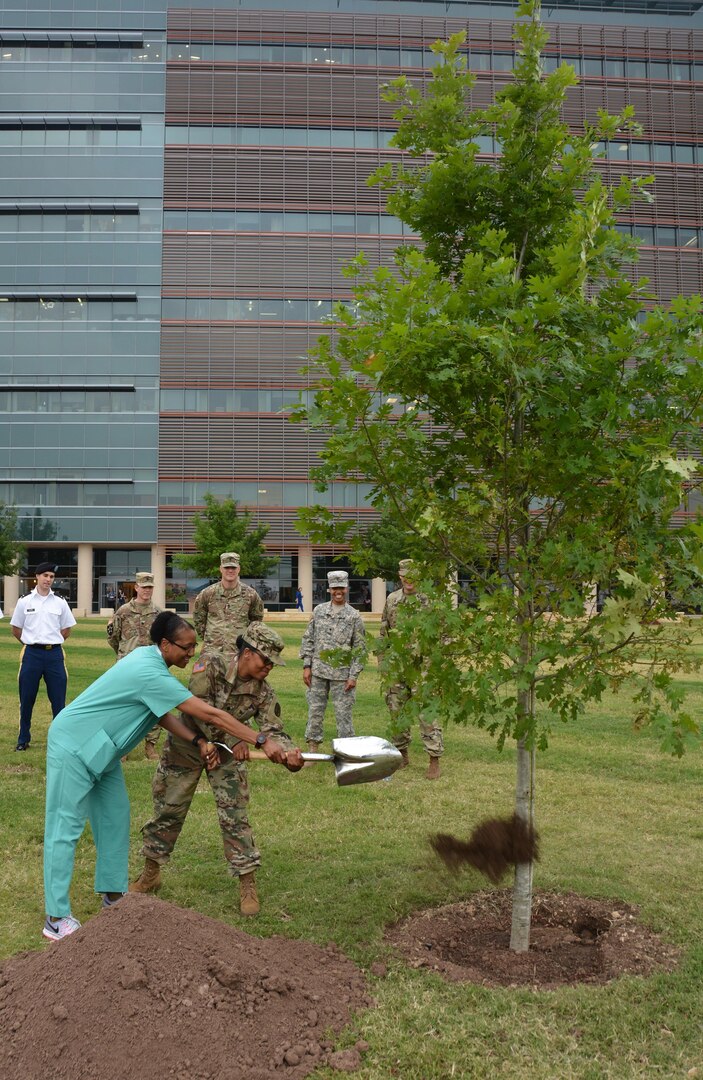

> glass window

[
  {"left": 653, "top": 144, "right": 673, "bottom": 163},
  {"left": 657, "top": 226, "right": 677, "bottom": 246},
  {"left": 672, "top": 63, "right": 691, "bottom": 82},
  {"left": 604, "top": 59, "right": 625, "bottom": 78},
  {"left": 633, "top": 224, "right": 654, "bottom": 245},
  {"left": 470, "top": 52, "right": 491, "bottom": 71},
  {"left": 679, "top": 228, "right": 698, "bottom": 248},
  {"left": 630, "top": 142, "right": 651, "bottom": 161},
  {"left": 627, "top": 60, "right": 647, "bottom": 78},
  {"left": 378, "top": 48, "right": 400, "bottom": 66},
  {"left": 608, "top": 142, "right": 630, "bottom": 161},
  {"left": 583, "top": 58, "right": 603, "bottom": 77},
  {"left": 674, "top": 144, "right": 694, "bottom": 164},
  {"left": 649, "top": 61, "right": 669, "bottom": 79},
  {"left": 492, "top": 53, "right": 513, "bottom": 72}
]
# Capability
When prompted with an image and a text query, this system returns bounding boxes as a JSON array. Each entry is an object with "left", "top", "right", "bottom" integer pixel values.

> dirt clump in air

[{"left": 0, "top": 893, "right": 373, "bottom": 1080}]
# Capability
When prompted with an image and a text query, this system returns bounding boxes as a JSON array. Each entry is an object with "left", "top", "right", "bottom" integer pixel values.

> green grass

[{"left": 0, "top": 618, "right": 701, "bottom": 1078}]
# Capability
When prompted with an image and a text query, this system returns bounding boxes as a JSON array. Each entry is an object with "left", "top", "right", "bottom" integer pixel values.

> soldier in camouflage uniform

[
  {"left": 106, "top": 571, "right": 162, "bottom": 760},
  {"left": 131, "top": 623, "right": 302, "bottom": 916},
  {"left": 300, "top": 570, "right": 366, "bottom": 751},
  {"left": 193, "top": 551, "right": 264, "bottom": 654},
  {"left": 379, "top": 559, "right": 444, "bottom": 780}
]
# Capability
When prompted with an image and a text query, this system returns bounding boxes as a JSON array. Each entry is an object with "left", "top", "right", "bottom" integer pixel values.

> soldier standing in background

[
  {"left": 107, "top": 571, "right": 162, "bottom": 760},
  {"left": 193, "top": 552, "right": 264, "bottom": 654},
  {"left": 299, "top": 570, "right": 366, "bottom": 752},
  {"left": 131, "top": 624, "right": 302, "bottom": 916},
  {"left": 379, "top": 559, "right": 444, "bottom": 780}
]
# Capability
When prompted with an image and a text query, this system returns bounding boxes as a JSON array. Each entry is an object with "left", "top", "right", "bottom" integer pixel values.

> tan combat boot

[
  {"left": 426, "top": 756, "right": 440, "bottom": 781},
  {"left": 305, "top": 741, "right": 321, "bottom": 767},
  {"left": 398, "top": 748, "right": 410, "bottom": 769},
  {"left": 144, "top": 741, "right": 159, "bottom": 762},
  {"left": 129, "top": 858, "right": 162, "bottom": 893},
  {"left": 239, "top": 871, "right": 260, "bottom": 916}
]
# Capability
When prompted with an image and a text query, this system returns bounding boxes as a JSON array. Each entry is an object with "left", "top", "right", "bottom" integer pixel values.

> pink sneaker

[{"left": 42, "top": 915, "right": 81, "bottom": 941}]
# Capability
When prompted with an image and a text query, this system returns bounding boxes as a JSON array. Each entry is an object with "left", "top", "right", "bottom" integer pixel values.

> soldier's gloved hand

[
  {"left": 233, "top": 741, "right": 250, "bottom": 762},
  {"left": 261, "top": 737, "right": 287, "bottom": 765},
  {"left": 284, "top": 748, "right": 305, "bottom": 773}
]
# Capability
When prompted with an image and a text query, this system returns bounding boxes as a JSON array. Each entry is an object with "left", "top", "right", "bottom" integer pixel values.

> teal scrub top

[{"left": 48, "top": 645, "right": 192, "bottom": 776}]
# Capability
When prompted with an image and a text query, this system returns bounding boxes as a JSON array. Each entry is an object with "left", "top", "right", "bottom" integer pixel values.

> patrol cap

[
  {"left": 135, "top": 572, "right": 155, "bottom": 588},
  {"left": 398, "top": 559, "right": 416, "bottom": 577},
  {"left": 35, "top": 561, "right": 57, "bottom": 575},
  {"left": 241, "top": 623, "right": 285, "bottom": 666},
  {"left": 220, "top": 552, "right": 240, "bottom": 568},
  {"left": 327, "top": 570, "right": 349, "bottom": 590}
]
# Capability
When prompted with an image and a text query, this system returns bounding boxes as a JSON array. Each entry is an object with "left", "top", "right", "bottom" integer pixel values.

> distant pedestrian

[
  {"left": 299, "top": 570, "right": 366, "bottom": 751},
  {"left": 295, "top": 587, "right": 304, "bottom": 612},
  {"left": 10, "top": 562, "right": 76, "bottom": 752}
]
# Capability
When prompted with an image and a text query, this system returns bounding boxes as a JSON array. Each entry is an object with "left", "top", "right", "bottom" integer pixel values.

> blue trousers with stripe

[{"left": 17, "top": 645, "right": 67, "bottom": 746}]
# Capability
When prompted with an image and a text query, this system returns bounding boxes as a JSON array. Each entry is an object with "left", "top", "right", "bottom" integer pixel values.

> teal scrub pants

[{"left": 44, "top": 738, "right": 130, "bottom": 917}]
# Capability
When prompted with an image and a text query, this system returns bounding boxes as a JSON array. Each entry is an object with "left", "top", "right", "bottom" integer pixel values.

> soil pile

[
  {"left": 0, "top": 894, "right": 372, "bottom": 1080},
  {"left": 386, "top": 889, "right": 681, "bottom": 989}
]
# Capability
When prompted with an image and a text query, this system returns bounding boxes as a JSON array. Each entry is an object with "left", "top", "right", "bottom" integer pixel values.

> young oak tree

[
  {"left": 174, "top": 493, "right": 278, "bottom": 580},
  {"left": 294, "top": 1, "right": 703, "bottom": 951}
]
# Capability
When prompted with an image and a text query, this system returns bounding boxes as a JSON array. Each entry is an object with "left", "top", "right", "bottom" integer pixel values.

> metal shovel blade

[
  {"left": 326, "top": 736, "right": 403, "bottom": 787},
  {"left": 211, "top": 735, "right": 402, "bottom": 787}
]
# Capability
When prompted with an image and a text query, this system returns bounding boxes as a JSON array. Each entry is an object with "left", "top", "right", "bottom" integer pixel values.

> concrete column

[
  {"left": 3, "top": 574, "right": 20, "bottom": 616},
  {"left": 151, "top": 545, "right": 167, "bottom": 609},
  {"left": 298, "top": 546, "right": 313, "bottom": 613},
  {"left": 77, "top": 543, "right": 93, "bottom": 616},
  {"left": 584, "top": 582, "right": 598, "bottom": 618},
  {"left": 371, "top": 577, "right": 386, "bottom": 614}
]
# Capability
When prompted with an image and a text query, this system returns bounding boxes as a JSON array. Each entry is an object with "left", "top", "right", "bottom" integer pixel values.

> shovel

[{"left": 211, "top": 735, "right": 403, "bottom": 787}]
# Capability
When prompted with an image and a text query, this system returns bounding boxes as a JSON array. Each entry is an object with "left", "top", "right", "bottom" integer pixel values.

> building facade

[{"left": 1, "top": 0, "right": 702, "bottom": 612}]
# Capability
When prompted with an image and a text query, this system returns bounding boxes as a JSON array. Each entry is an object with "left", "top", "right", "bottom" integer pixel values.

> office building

[{"left": 1, "top": 0, "right": 701, "bottom": 612}]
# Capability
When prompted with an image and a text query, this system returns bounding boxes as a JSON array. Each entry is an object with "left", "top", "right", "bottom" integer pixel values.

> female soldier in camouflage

[{"left": 131, "top": 624, "right": 301, "bottom": 916}]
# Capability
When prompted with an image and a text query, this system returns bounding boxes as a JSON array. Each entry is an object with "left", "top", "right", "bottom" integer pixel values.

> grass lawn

[{"left": 0, "top": 617, "right": 701, "bottom": 1079}]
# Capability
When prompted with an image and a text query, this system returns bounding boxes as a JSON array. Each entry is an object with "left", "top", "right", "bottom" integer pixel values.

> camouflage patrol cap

[
  {"left": 220, "top": 552, "right": 240, "bottom": 568},
  {"left": 241, "top": 623, "right": 286, "bottom": 666},
  {"left": 398, "top": 559, "right": 415, "bottom": 576},
  {"left": 135, "top": 572, "right": 154, "bottom": 587},
  {"left": 327, "top": 570, "right": 349, "bottom": 590}
]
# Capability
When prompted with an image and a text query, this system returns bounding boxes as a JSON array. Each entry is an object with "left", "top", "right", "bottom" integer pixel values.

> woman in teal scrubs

[{"left": 43, "top": 612, "right": 302, "bottom": 941}]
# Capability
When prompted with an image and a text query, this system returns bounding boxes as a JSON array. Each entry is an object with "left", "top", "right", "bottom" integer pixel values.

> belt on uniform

[{"left": 27, "top": 643, "right": 62, "bottom": 650}]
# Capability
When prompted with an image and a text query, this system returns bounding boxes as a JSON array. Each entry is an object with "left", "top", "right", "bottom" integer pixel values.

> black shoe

[{"left": 14, "top": 742, "right": 29, "bottom": 752}]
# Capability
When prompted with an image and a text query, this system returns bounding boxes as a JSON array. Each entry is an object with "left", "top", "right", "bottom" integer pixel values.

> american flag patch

[{"left": 192, "top": 659, "right": 207, "bottom": 673}]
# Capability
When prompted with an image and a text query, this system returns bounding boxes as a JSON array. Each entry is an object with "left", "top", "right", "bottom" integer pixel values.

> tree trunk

[{"left": 510, "top": 732, "right": 536, "bottom": 952}]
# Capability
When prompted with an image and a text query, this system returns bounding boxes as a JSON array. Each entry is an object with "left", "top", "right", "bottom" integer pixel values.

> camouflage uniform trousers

[
  {"left": 304, "top": 675, "right": 356, "bottom": 743},
  {"left": 140, "top": 729, "right": 260, "bottom": 878},
  {"left": 386, "top": 682, "right": 444, "bottom": 758}
]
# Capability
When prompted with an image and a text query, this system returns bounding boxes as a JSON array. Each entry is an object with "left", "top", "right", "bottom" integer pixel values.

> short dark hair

[{"left": 150, "top": 611, "right": 193, "bottom": 645}]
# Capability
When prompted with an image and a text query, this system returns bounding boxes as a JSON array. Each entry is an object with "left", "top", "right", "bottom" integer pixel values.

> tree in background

[
  {"left": 349, "top": 517, "right": 418, "bottom": 582},
  {"left": 0, "top": 503, "right": 25, "bottom": 577},
  {"left": 294, "top": 1, "right": 703, "bottom": 951},
  {"left": 174, "top": 494, "right": 278, "bottom": 580}
]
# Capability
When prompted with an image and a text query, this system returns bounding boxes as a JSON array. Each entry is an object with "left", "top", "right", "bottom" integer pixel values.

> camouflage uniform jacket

[
  {"left": 107, "top": 599, "right": 162, "bottom": 659},
  {"left": 379, "top": 589, "right": 428, "bottom": 637},
  {"left": 192, "top": 581, "right": 264, "bottom": 654},
  {"left": 299, "top": 602, "right": 366, "bottom": 681},
  {"left": 188, "top": 651, "right": 293, "bottom": 751}
]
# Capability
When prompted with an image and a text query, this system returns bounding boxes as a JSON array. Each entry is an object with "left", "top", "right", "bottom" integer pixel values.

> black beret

[{"left": 35, "top": 561, "right": 57, "bottom": 575}]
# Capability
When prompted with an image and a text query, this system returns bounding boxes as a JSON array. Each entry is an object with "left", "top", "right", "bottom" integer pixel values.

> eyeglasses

[
  {"left": 250, "top": 647, "right": 274, "bottom": 668},
  {"left": 167, "top": 638, "right": 196, "bottom": 654}
]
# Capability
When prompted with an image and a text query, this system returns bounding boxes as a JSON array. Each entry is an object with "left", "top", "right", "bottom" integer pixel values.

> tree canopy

[
  {"left": 174, "top": 494, "right": 278, "bottom": 580},
  {"left": 294, "top": 1, "right": 703, "bottom": 949}
]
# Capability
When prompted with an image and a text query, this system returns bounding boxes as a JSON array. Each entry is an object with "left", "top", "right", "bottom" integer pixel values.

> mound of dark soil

[
  {"left": 0, "top": 894, "right": 372, "bottom": 1080},
  {"left": 386, "top": 889, "right": 681, "bottom": 989}
]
